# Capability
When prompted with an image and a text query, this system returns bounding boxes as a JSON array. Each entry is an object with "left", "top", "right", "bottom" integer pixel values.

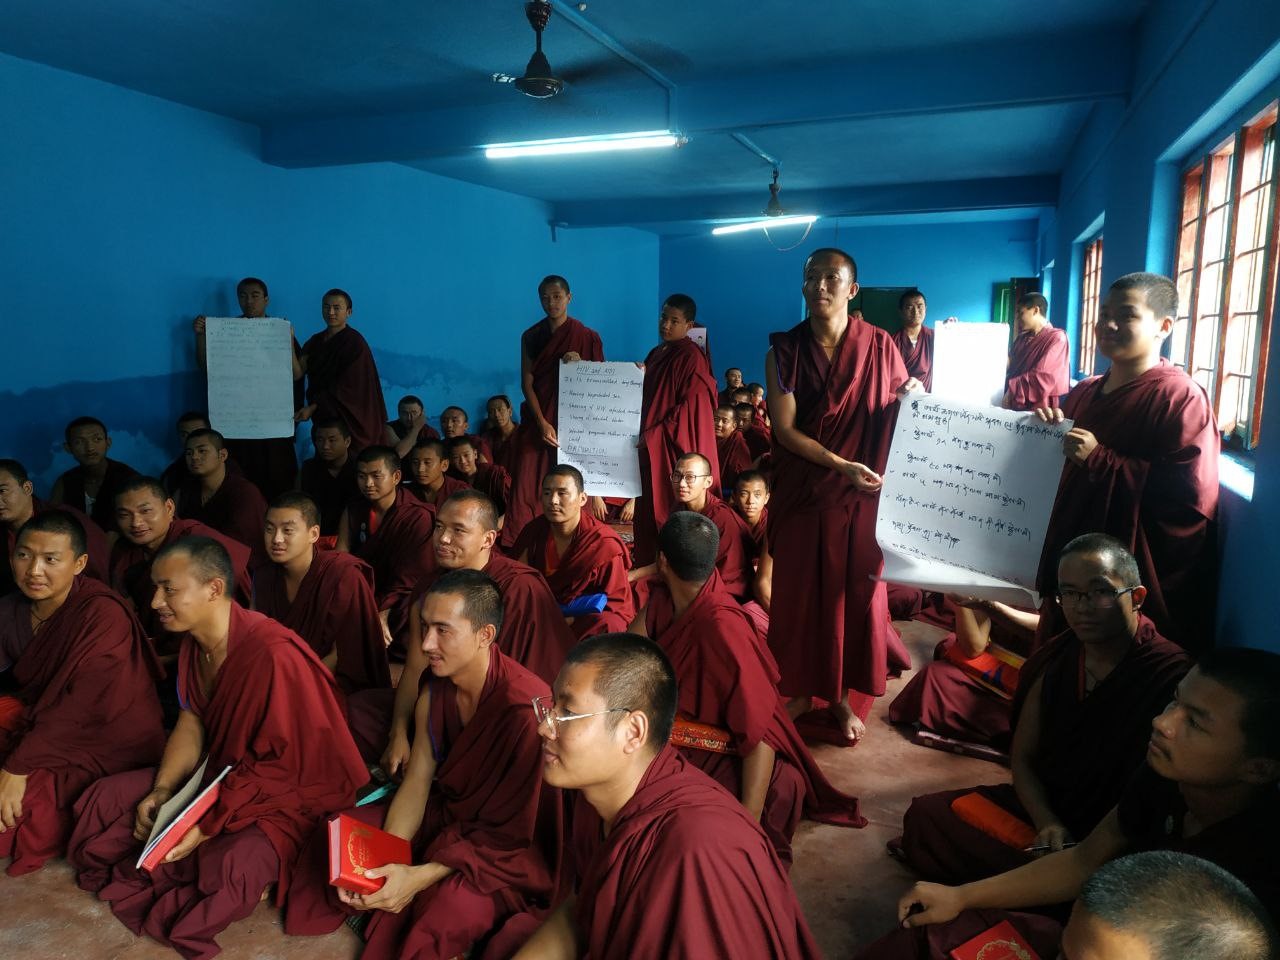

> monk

[
  {"left": 352, "top": 491, "right": 575, "bottom": 770},
  {"left": 297, "top": 288, "right": 388, "bottom": 455},
  {"left": 892, "top": 534, "right": 1190, "bottom": 885},
  {"left": 513, "top": 465, "right": 634, "bottom": 639},
  {"left": 860, "top": 649, "right": 1280, "bottom": 959},
  {"left": 254, "top": 492, "right": 390, "bottom": 694},
  {"left": 893, "top": 288, "right": 934, "bottom": 392},
  {"left": 736, "top": 401, "right": 773, "bottom": 460},
  {"left": 483, "top": 394, "right": 520, "bottom": 472},
  {"left": 335, "top": 446, "right": 438, "bottom": 650},
  {"left": 68, "top": 537, "right": 368, "bottom": 960},
  {"left": 635, "top": 512, "right": 865, "bottom": 866},
  {"left": 194, "top": 277, "right": 302, "bottom": 500},
  {"left": 406, "top": 438, "right": 470, "bottom": 507},
  {"left": 0, "top": 512, "right": 164, "bottom": 875},
  {"left": 732, "top": 468, "right": 771, "bottom": 557},
  {"left": 297, "top": 416, "right": 356, "bottom": 536},
  {"left": 714, "top": 403, "right": 752, "bottom": 492},
  {"left": 0, "top": 459, "right": 109, "bottom": 593},
  {"left": 719, "top": 366, "right": 745, "bottom": 406},
  {"left": 632, "top": 294, "right": 721, "bottom": 568},
  {"left": 446, "top": 435, "right": 510, "bottom": 517},
  {"left": 514, "top": 633, "right": 821, "bottom": 959},
  {"left": 174, "top": 428, "right": 268, "bottom": 563},
  {"left": 1035, "top": 272, "right": 1219, "bottom": 652},
  {"left": 507, "top": 275, "right": 605, "bottom": 546},
  {"left": 384, "top": 394, "right": 439, "bottom": 464},
  {"left": 748, "top": 382, "right": 770, "bottom": 426},
  {"left": 160, "top": 412, "right": 225, "bottom": 495},
  {"left": 1003, "top": 292, "right": 1070, "bottom": 411},
  {"left": 50, "top": 416, "right": 138, "bottom": 533},
  {"left": 284, "top": 570, "right": 561, "bottom": 958},
  {"left": 440, "top": 405, "right": 493, "bottom": 462},
  {"left": 765, "top": 247, "right": 919, "bottom": 743}
]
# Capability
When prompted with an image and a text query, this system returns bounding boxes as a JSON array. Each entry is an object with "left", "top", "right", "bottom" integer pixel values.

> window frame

[{"left": 1077, "top": 233, "right": 1104, "bottom": 378}]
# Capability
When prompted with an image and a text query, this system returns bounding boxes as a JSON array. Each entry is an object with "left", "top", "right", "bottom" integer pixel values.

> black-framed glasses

[
  {"left": 670, "top": 471, "right": 710, "bottom": 484},
  {"left": 1055, "top": 586, "right": 1138, "bottom": 609},
  {"left": 532, "top": 696, "right": 630, "bottom": 738}
]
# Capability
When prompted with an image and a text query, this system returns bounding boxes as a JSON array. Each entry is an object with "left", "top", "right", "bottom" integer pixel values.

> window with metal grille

[{"left": 1078, "top": 234, "right": 1104, "bottom": 377}]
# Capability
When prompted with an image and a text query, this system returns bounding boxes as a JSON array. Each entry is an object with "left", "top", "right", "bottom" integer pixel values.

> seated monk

[
  {"left": 253, "top": 492, "right": 389, "bottom": 694},
  {"left": 111, "top": 476, "right": 252, "bottom": 661},
  {"left": 632, "top": 512, "right": 864, "bottom": 867},
  {"left": 385, "top": 394, "right": 439, "bottom": 473},
  {"left": 891, "top": 534, "right": 1191, "bottom": 886},
  {"left": 284, "top": 570, "right": 561, "bottom": 958},
  {"left": 67, "top": 537, "right": 368, "bottom": 960},
  {"left": 349, "top": 490, "right": 575, "bottom": 771},
  {"left": 160, "top": 412, "right": 243, "bottom": 496},
  {"left": 445, "top": 435, "right": 510, "bottom": 517},
  {"left": 483, "top": 394, "right": 519, "bottom": 472},
  {"left": 512, "top": 465, "right": 634, "bottom": 639},
  {"left": 335, "top": 446, "right": 438, "bottom": 652},
  {"left": 0, "top": 512, "right": 164, "bottom": 875},
  {"left": 714, "top": 404, "right": 752, "bottom": 493},
  {"left": 0, "top": 458, "right": 108, "bottom": 593},
  {"left": 514, "top": 634, "right": 820, "bottom": 959},
  {"left": 859, "top": 649, "right": 1280, "bottom": 959},
  {"left": 748, "top": 382, "right": 770, "bottom": 428},
  {"left": 888, "top": 594, "right": 1038, "bottom": 751},
  {"left": 732, "top": 468, "right": 771, "bottom": 558},
  {"left": 174, "top": 428, "right": 268, "bottom": 564},
  {"left": 406, "top": 438, "right": 470, "bottom": 508},
  {"left": 50, "top": 416, "right": 139, "bottom": 533},
  {"left": 735, "top": 401, "right": 771, "bottom": 461},
  {"left": 439, "top": 405, "right": 492, "bottom": 462},
  {"left": 297, "top": 416, "right": 356, "bottom": 537},
  {"left": 718, "top": 366, "right": 745, "bottom": 407}
]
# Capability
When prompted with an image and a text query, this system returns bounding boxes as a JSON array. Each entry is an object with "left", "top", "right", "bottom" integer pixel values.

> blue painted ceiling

[{"left": 3, "top": 0, "right": 1151, "bottom": 229}]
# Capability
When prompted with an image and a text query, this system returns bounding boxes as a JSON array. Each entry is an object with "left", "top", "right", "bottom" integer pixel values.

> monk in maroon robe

[
  {"left": 446, "top": 435, "right": 511, "bottom": 517},
  {"left": 0, "top": 513, "right": 164, "bottom": 875},
  {"left": 714, "top": 404, "right": 752, "bottom": 492},
  {"left": 254, "top": 493, "right": 390, "bottom": 694},
  {"left": 384, "top": 394, "right": 437, "bottom": 463},
  {"left": 861, "top": 651, "right": 1280, "bottom": 959},
  {"left": 336, "top": 446, "right": 438, "bottom": 650},
  {"left": 174, "top": 429, "right": 268, "bottom": 566},
  {"left": 49, "top": 416, "right": 139, "bottom": 533},
  {"left": 513, "top": 465, "right": 634, "bottom": 639},
  {"left": 1034, "top": 273, "right": 1219, "bottom": 652},
  {"left": 765, "top": 249, "right": 916, "bottom": 742},
  {"left": 507, "top": 276, "right": 606, "bottom": 545},
  {"left": 893, "top": 536, "right": 1190, "bottom": 886},
  {"left": 0, "top": 459, "right": 108, "bottom": 593},
  {"left": 732, "top": 469, "right": 771, "bottom": 559},
  {"left": 893, "top": 288, "right": 934, "bottom": 392},
  {"left": 285, "top": 570, "right": 561, "bottom": 958},
  {"left": 638, "top": 512, "right": 864, "bottom": 867},
  {"left": 297, "top": 416, "right": 356, "bottom": 536},
  {"left": 298, "top": 288, "right": 388, "bottom": 455},
  {"left": 68, "top": 537, "right": 368, "bottom": 960},
  {"left": 439, "top": 406, "right": 494, "bottom": 462},
  {"left": 736, "top": 401, "right": 774, "bottom": 461},
  {"left": 517, "top": 633, "right": 820, "bottom": 959},
  {"left": 405, "top": 438, "right": 471, "bottom": 507},
  {"left": 1003, "top": 292, "right": 1070, "bottom": 411},
  {"left": 718, "top": 366, "right": 745, "bottom": 407},
  {"left": 484, "top": 394, "right": 520, "bottom": 473}
]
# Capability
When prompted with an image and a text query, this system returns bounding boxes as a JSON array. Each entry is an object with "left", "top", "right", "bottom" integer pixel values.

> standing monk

[
  {"left": 0, "top": 459, "right": 109, "bottom": 592},
  {"left": 50, "top": 416, "right": 138, "bottom": 534},
  {"left": 765, "top": 248, "right": 919, "bottom": 742},
  {"left": 893, "top": 288, "right": 934, "bottom": 392},
  {"left": 506, "top": 276, "right": 605, "bottom": 546},
  {"left": 1003, "top": 293, "right": 1070, "bottom": 411},
  {"left": 0, "top": 513, "right": 164, "bottom": 875},
  {"left": 297, "top": 288, "right": 388, "bottom": 456},
  {"left": 632, "top": 294, "right": 721, "bottom": 568},
  {"left": 1035, "top": 272, "right": 1219, "bottom": 651}
]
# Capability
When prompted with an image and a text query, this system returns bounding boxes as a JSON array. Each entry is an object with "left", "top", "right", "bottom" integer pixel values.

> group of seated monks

[{"left": 1, "top": 251, "right": 1276, "bottom": 960}]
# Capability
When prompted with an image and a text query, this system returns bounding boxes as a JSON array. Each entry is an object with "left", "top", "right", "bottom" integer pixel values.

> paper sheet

[
  {"left": 557, "top": 361, "right": 644, "bottom": 498},
  {"left": 931, "top": 322, "right": 1011, "bottom": 407},
  {"left": 205, "top": 317, "right": 296, "bottom": 439}
]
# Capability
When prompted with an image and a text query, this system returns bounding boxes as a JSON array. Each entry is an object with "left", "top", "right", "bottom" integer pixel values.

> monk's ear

[
  {"left": 217, "top": 447, "right": 227, "bottom": 464},
  {"left": 391, "top": 469, "right": 403, "bottom": 486},
  {"left": 208, "top": 575, "right": 227, "bottom": 602},
  {"left": 163, "top": 498, "right": 176, "bottom": 520},
  {"left": 21, "top": 480, "right": 33, "bottom": 498},
  {"left": 619, "top": 709, "right": 649, "bottom": 756},
  {"left": 441, "top": 457, "right": 451, "bottom": 470},
  {"left": 1129, "top": 585, "right": 1147, "bottom": 609},
  {"left": 847, "top": 280, "right": 860, "bottom": 301},
  {"left": 481, "top": 527, "right": 498, "bottom": 551},
  {"left": 477, "top": 622, "right": 497, "bottom": 649},
  {"left": 307, "top": 525, "right": 320, "bottom": 546},
  {"left": 72, "top": 552, "right": 89, "bottom": 577}
]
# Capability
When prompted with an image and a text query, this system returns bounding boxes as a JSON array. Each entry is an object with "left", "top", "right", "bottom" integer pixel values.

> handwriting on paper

[
  {"left": 558, "top": 361, "right": 644, "bottom": 498},
  {"left": 205, "top": 318, "right": 296, "bottom": 440}
]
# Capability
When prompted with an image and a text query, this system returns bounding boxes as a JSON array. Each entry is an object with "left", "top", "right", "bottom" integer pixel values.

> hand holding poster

[
  {"left": 557, "top": 361, "right": 644, "bottom": 498},
  {"left": 875, "top": 396, "right": 1072, "bottom": 607},
  {"left": 931, "top": 322, "right": 1010, "bottom": 407},
  {"left": 205, "top": 317, "right": 296, "bottom": 440}
]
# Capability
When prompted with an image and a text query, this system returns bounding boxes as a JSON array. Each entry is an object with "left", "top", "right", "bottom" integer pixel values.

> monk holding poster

[
  {"left": 1003, "top": 293, "right": 1070, "bottom": 411},
  {"left": 765, "top": 248, "right": 918, "bottom": 743}
]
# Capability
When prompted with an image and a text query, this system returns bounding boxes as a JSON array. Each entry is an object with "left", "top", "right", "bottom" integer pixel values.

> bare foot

[
  {"left": 829, "top": 699, "right": 866, "bottom": 742},
  {"left": 785, "top": 696, "right": 811, "bottom": 720}
]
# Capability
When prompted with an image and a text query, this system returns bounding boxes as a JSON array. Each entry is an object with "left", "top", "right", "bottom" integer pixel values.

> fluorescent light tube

[
  {"left": 711, "top": 215, "right": 818, "bottom": 235},
  {"left": 484, "top": 131, "right": 681, "bottom": 159}
]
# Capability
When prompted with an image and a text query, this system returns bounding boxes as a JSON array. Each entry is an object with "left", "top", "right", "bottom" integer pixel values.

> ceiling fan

[{"left": 493, "top": 1, "right": 566, "bottom": 99}]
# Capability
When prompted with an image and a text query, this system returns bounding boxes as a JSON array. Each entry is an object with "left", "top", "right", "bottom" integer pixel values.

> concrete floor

[{"left": 0, "top": 619, "right": 1008, "bottom": 959}]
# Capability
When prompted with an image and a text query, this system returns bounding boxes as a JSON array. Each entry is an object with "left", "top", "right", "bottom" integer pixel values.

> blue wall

[
  {"left": 0, "top": 52, "right": 658, "bottom": 491},
  {"left": 658, "top": 218, "right": 1038, "bottom": 384}
]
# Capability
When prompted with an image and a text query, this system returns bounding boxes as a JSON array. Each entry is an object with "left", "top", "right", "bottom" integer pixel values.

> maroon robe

[
  {"left": 513, "top": 512, "right": 634, "bottom": 639},
  {"left": 507, "top": 317, "right": 605, "bottom": 545},
  {"left": 893, "top": 324, "right": 934, "bottom": 392},
  {"left": 344, "top": 488, "right": 438, "bottom": 643},
  {"left": 284, "top": 650, "right": 561, "bottom": 958},
  {"left": 716, "top": 430, "right": 752, "bottom": 493},
  {"left": 175, "top": 472, "right": 268, "bottom": 566},
  {"left": 571, "top": 745, "right": 820, "bottom": 959},
  {"left": 297, "top": 455, "right": 356, "bottom": 537},
  {"left": 252, "top": 548, "right": 390, "bottom": 694},
  {"left": 68, "top": 605, "right": 367, "bottom": 960},
  {"left": 303, "top": 325, "right": 388, "bottom": 455},
  {"left": 53, "top": 458, "right": 139, "bottom": 533},
  {"left": 2, "top": 498, "right": 109, "bottom": 595},
  {"left": 689, "top": 494, "right": 755, "bottom": 602},
  {"left": 896, "top": 615, "right": 1189, "bottom": 885},
  {"left": 647, "top": 574, "right": 864, "bottom": 866},
  {"left": 0, "top": 579, "right": 164, "bottom": 874},
  {"left": 1005, "top": 326, "right": 1070, "bottom": 411},
  {"left": 745, "top": 507, "right": 769, "bottom": 559},
  {"left": 453, "top": 462, "right": 511, "bottom": 516},
  {"left": 633, "top": 337, "right": 721, "bottom": 565},
  {"left": 742, "top": 422, "right": 772, "bottom": 461},
  {"left": 408, "top": 473, "right": 471, "bottom": 508},
  {"left": 483, "top": 424, "right": 519, "bottom": 474},
  {"left": 1035, "top": 360, "right": 1219, "bottom": 652},
  {"left": 389, "top": 419, "right": 439, "bottom": 478},
  {"left": 766, "top": 319, "right": 907, "bottom": 702}
]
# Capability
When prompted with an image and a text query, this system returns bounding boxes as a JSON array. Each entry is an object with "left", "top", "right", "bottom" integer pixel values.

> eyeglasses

[
  {"left": 670, "top": 472, "right": 710, "bottom": 484},
  {"left": 1055, "top": 586, "right": 1138, "bottom": 609},
  {"left": 532, "top": 696, "right": 630, "bottom": 738}
]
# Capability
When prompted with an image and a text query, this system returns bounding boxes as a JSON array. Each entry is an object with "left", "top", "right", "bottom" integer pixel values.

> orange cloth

[{"left": 950, "top": 791, "right": 1037, "bottom": 850}]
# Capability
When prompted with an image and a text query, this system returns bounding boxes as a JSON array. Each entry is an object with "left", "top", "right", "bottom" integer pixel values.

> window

[
  {"left": 1171, "top": 101, "right": 1280, "bottom": 449},
  {"left": 1078, "top": 234, "right": 1104, "bottom": 376}
]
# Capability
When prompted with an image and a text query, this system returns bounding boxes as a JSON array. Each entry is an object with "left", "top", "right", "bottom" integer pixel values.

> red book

[
  {"left": 328, "top": 813, "right": 413, "bottom": 894},
  {"left": 137, "top": 759, "right": 232, "bottom": 872},
  {"left": 950, "top": 920, "right": 1042, "bottom": 960}
]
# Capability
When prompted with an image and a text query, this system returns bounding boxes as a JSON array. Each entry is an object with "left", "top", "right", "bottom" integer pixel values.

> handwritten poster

[
  {"left": 687, "top": 326, "right": 709, "bottom": 356},
  {"left": 875, "top": 396, "right": 1072, "bottom": 607},
  {"left": 558, "top": 361, "right": 644, "bottom": 498},
  {"left": 205, "top": 317, "right": 296, "bottom": 440},
  {"left": 931, "top": 322, "right": 1010, "bottom": 407}
]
